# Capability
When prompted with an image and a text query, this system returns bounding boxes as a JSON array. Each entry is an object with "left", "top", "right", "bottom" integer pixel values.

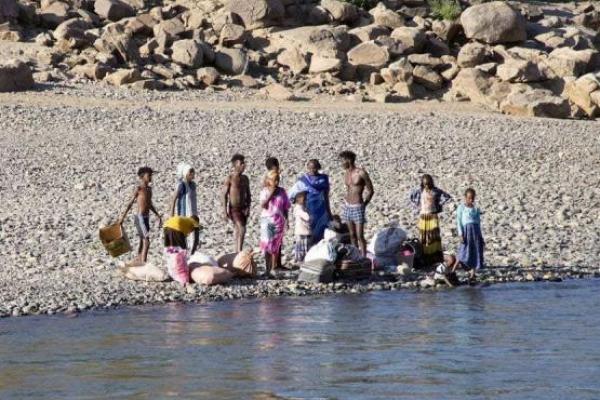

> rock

[
  {"left": 563, "top": 73, "right": 600, "bottom": 117},
  {"left": 380, "top": 58, "right": 413, "bottom": 84},
  {"left": 496, "top": 58, "right": 545, "bottom": 82},
  {"left": 277, "top": 47, "right": 308, "bottom": 74},
  {"left": 412, "top": 65, "right": 443, "bottom": 90},
  {"left": 196, "top": 66, "right": 219, "bottom": 85},
  {"left": 104, "top": 68, "right": 140, "bottom": 85},
  {"left": 94, "top": 24, "right": 140, "bottom": 64},
  {"left": 390, "top": 27, "right": 426, "bottom": 54},
  {"left": 307, "top": 26, "right": 350, "bottom": 57},
  {"left": 153, "top": 17, "right": 186, "bottom": 42},
  {"left": 130, "top": 79, "right": 165, "bottom": 90},
  {"left": 262, "top": 83, "right": 294, "bottom": 100},
  {"left": 347, "top": 40, "right": 390, "bottom": 68},
  {"left": 460, "top": 1, "right": 526, "bottom": 44},
  {"left": 432, "top": 19, "right": 461, "bottom": 42},
  {"left": 0, "top": 29, "right": 20, "bottom": 41},
  {"left": 94, "top": 0, "right": 134, "bottom": 21},
  {"left": 214, "top": 47, "right": 248, "bottom": 75},
  {"left": 139, "top": 38, "right": 158, "bottom": 57},
  {"left": 451, "top": 67, "right": 511, "bottom": 109},
  {"left": 500, "top": 89, "right": 570, "bottom": 119},
  {"left": 0, "top": 59, "right": 34, "bottom": 92},
  {"left": 35, "top": 32, "right": 54, "bottom": 46},
  {"left": 40, "top": 1, "right": 69, "bottom": 28},
  {"left": 54, "top": 18, "right": 91, "bottom": 43},
  {"left": 219, "top": 23, "right": 246, "bottom": 47},
  {"left": 348, "top": 24, "right": 390, "bottom": 45},
  {"left": 236, "top": 74, "right": 259, "bottom": 88},
  {"left": 369, "top": 3, "right": 405, "bottom": 29},
  {"left": 457, "top": 42, "right": 490, "bottom": 68},
  {"left": 407, "top": 53, "right": 442, "bottom": 67},
  {"left": 70, "top": 62, "right": 110, "bottom": 80},
  {"left": 308, "top": 55, "right": 341, "bottom": 74},
  {"left": 171, "top": 39, "right": 204, "bottom": 68},
  {"left": 228, "top": 0, "right": 284, "bottom": 29},
  {"left": 440, "top": 63, "right": 459, "bottom": 81},
  {"left": 392, "top": 80, "right": 414, "bottom": 98},
  {"left": 547, "top": 48, "right": 599, "bottom": 78},
  {"left": 573, "top": 10, "right": 600, "bottom": 31},
  {"left": 321, "top": 0, "right": 358, "bottom": 23}
]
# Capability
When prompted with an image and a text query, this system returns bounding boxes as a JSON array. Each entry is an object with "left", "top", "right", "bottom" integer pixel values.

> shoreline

[{"left": 4, "top": 266, "right": 599, "bottom": 318}]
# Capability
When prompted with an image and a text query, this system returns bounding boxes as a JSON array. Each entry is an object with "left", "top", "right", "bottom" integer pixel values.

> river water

[{"left": 1, "top": 280, "right": 599, "bottom": 399}]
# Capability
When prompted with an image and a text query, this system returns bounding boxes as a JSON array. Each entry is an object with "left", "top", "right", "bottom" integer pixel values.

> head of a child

[
  {"left": 307, "top": 159, "right": 321, "bottom": 175},
  {"left": 444, "top": 254, "right": 456, "bottom": 267},
  {"left": 185, "top": 168, "right": 195, "bottom": 182},
  {"left": 137, "top": 167, "right": 154, "bottom": 184},
  {"left": 339, "top": 150, "right": 356, "bottom": 170},
  {"left": 421, "top": 174, "right": 434, "bottom": 190},
  {"left": 295, "top": 191, "right": 307, "bottom": 206},
  {"left": 265, "top": 170, "right": 280, "bottom": 188},
  {"left": 265, "top": 157, "right": 279, "bottom": 172},
  {"left": 464, "top": 188, "right": 476, "bottom": 207},
  {"left": 231, "top": 154, "right": 246, "bottom": 173}
]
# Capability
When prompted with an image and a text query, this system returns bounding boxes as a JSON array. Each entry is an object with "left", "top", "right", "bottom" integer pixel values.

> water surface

[{"left": 1, "top": 281, "right": 600, "bottom": 399}]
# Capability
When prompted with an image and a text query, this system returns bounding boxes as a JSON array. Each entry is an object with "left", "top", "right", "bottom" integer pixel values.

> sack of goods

[
  {"left": 99, "top": 223, "right": 132, "bottom": 258},
  {"left": 121, "top": 263, "right": 169, "bottom": 282},
  {"left": 165, "top": 246, "right": 189, "bottom": 285},
  {"left": 298, "top": 259, "right": 336, "bottom": 284},
  {"left": 304, "top": 239, "right": 338, "bottom": 263},
  {"left": 367, "top": 224, "right": 407, "bottom": 267},
  {"left": 335, "top": 258, "right": 372, "bottom": 280}
]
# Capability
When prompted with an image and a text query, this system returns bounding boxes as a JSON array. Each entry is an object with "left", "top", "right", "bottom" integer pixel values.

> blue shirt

[
  {"left": 176, "top": 181, "right": 198, "bottom": 217},
  {"left": 456, "top": 203, "right": 481, "bottom": 236}
]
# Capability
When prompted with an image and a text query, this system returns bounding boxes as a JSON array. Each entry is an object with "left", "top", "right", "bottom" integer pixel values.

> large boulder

[
  {"left": 94, "top": 23, "right": 140, "bottom": 64},
  {"left": 380, "top": 58, "right": 413, "bottom": 85},
  {"left": 214, "top": 47, "right": 248, "bottom": 75},
  {"left": 197, "top": 66, "right": 220, "bottom": 85},
  {"left": 500, "top": 89, "right": 570, "bottom": 119},
  {"left": 321, "top": 0, "right": 358, "bottom": 23},
  {"left": 219, "top": 23, "right": 246, "bottom": 46},
  {"left": 451, "top": 67, "right": 511, "bottom": 108},
  {"left": 347, "top": 40, "right": 390, "bottom": 68},
  {"left": 308, "top": 55, "right": 341, "bottom": 73},
  {"left": 277, "top": 47, "right": 308, "bottom": 74},
  {"left": 563, "top": 73, "right": 600, "bottom": 117},
  {"left": 412, "top": 65, "right": 443, "bottom": 90},
  {"left": 496, "top": 58, "right": 545, "bottom": 83},
  {"left": 457, "top": 42, "right": 490, "bottom": 68},
  {"left": 54, "top": 18, "right": 92, "bottom": 42},
  {"left": 153, "top": 17, "right": 186, "bottom": 42},
  {"left": 228, "top": 0, "right": 284, "bottom": 29},
  {"left": 94, "top": 0, "right": 134, "bottom": 22},
  {"left": 40, "top": 1, "right": 69, "bottom": 28},
  {"left": 262, "top": 83, "right": 294, "bottom": 100},
  {"left": 0, "top": 0, "right": 19, "bottom": 24},
  {"left": 105, "top": 68, "right": 141, "bottom": 85},
  {"left": 460, "top": 1, "right": 526, "bottom": 44},
  {"left": 0, "top": 59, "right": 34, "bottom": 92},
  {"left": 547, "top": 48, "right": 599, "bottom": 78},
  {"left": 390, "top": 27, "right": 426, "bottom": 53},
  {"left": 369, "top": 3, "right": 405, "bottom": 29},
  {"left": 171, "top": 39, "right": 204, "bottom": 68}
]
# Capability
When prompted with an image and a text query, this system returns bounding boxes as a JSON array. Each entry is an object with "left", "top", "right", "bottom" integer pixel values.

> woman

[
  {"left": 289, "top": 159, "right": 332, "bottom": 242},
  {"left": 260, "top": 170, "right": 291, "bottom": 277},
  {"left": 409, "top": 174, "right": 452, "bottom": 267}
]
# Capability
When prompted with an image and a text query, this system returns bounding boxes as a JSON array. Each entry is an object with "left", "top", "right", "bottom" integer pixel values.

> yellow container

[{"left": 99, "top": 223, "right": 132, "bottom": 258}]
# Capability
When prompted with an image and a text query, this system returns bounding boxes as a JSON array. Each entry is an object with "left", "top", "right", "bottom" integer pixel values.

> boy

[
  {"left": 119, "top": 167, "right": 162, "bottom": 266},
  {"left": 222, "top": 154, "right": 251, "bottom": 252}
]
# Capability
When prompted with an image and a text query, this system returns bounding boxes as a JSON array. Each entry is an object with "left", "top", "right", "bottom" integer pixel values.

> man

[
  {"left": 222, "top": 154, "right": 251, "bottom": 252},
  {"left": 339, "top": 151, "right": 374, "bottom": 256}
]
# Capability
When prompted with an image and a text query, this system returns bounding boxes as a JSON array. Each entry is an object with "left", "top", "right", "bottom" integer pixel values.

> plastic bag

[
  {"left": 367, "top": 225, "right": 407, "bottom": 256},
  {"left": 188, "top": 252, "right": 218, "bottom": 268},
  {"left": 305, "top": 239, "right": 337, "bottom": 263},
  {"left": 165, "top": 246, "right": 189, "bottom": 284}
]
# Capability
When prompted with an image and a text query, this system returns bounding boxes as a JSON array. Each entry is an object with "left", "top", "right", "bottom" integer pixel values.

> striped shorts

[{"left": 341, "top": 202, "right": 366, "bottom": 224}]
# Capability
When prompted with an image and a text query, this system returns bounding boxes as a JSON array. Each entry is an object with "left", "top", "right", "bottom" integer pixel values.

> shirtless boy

[
  {"left": 339, "top": 151, "right": 374, "bottom": 257},
  {"left": 223, "top": 154, "right": 252, "bottom": 252},
  {"left": 119, "top": 167, "right": 163, "bottom": 265}
]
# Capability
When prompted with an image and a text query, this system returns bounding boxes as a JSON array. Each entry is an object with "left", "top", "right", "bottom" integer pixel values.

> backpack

[{"left": 298, "top": 260, "right": 335, "bottom": 284}]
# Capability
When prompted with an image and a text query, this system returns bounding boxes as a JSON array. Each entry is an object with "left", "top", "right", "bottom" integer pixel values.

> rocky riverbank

[
  {"left": 2, "top": 0, "right": 600, "bottom": 119},
  {"left": 0, "top": 84, "right": 599, "bottom": 317}
]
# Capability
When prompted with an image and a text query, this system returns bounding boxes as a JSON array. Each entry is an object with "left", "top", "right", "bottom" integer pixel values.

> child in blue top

[
  {"left": 456, "top": 188, "right": 484, "bottom": 281},
  {"left": 170, "top": 163, "right": 199, "bottom": 254}
]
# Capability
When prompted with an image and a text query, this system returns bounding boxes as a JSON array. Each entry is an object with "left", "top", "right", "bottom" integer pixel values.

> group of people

[{"left": 117, "top": 150, "right": 485, "bottom": 280}]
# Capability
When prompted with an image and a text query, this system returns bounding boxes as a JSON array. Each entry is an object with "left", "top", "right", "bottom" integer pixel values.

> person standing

[
  {"left": 289, "top": 159, "right": 332, "bottom": 242},
  {"left": 222, "top": 154, "right": 251, "bottom": 252},
  {"left": 292, "top": 191, "right": 312, "bottom": 264},
  {"left": 456, "top": 188, "right": 485, "bottom": 281},
  {"left": 170, "top": 162, "right": 199, "bottom": 254},
  {"left": 260, "top": 170, "right": 291, "bottom": 277},
  {"left": 339, "top": 151, "right": 374, "bottom": 257},
  {"left": 409, "top": 174, "right": 452, "bottom": 267}
]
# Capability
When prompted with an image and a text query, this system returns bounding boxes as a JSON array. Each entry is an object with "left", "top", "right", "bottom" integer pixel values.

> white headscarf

[{"left": 177, "top": 162, "right": 193, "bottom": 181}]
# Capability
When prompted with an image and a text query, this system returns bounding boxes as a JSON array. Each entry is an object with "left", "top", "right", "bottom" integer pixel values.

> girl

[
  {"left": 170, "top": 163, "right": 199, "bottom": 254},
  {"left": 260, "top": 170, "right": 291, "bottom": 277},
  {"left": 293, "top": 191, "right": 312, "bottom": 264},
  {"left": 456, "top": 188, "right": 484, "bottom": 281},
  {"left": 409, "top": 174, "right": 452, "bottom": 267}
]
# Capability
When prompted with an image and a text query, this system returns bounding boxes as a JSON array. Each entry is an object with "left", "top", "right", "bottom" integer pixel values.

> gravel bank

[{"left": 1, "top": 84, "right": 599, "bottom": 317}]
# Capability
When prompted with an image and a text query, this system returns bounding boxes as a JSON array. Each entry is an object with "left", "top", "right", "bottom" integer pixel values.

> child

[
  {"left": 265, "top": 156, "right": 282, "bottom": 185},
  {"left": 293, "top": 191, "right": 312, "bottom": 264},
  {"left": 456, "top": 188, "right": 485, "bottom": 281},
  {"left": 118, "top": 167, "right": 162, "bottom": 266},
  {"left": 260, "top": 170, "right": 291, "bottom": 277},
  {"left": 170, "top": 163, "right": 199, "bottom": 254},
  {"left": 433, "top": 254, "right": 460, "bottom": 287},
  {"left": 222, "top": 154, "right": 251, "bottom": 252}
]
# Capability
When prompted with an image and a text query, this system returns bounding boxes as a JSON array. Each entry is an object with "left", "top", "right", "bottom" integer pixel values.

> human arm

[
  {"left": 438, "top": 188, "right": 452, "bottom": 207},
  {"left": 261, "top": 186, "right": 277, "bottom": 209},
  {"left": 170, "top": 185, "right": 181, "bottom": 217},
  {"left": 150, "top": 203, "right": 162, "bottom": 227},
  {"left": 362, "top": 169, "right": 374, "bottom": 207},
  {"left": 324, "top": 187, "right": 333, "bottom": 218},
  {"left": 456, "top": 204, "right": 464, "bottom": 241},
  {"left": 409, "top": 188, "right": 420, "bottom": 209},
  {"left": 118, "top": 188, "right": 137, "bottom": 225},
  {"left": 221, "top": 177, "right": 230, "bottom": 220},
  {"left": 243, "top": 176, "right": 252, "bottom": 216}
]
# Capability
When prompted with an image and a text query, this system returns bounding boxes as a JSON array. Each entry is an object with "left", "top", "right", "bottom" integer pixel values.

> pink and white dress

[{"left": 259, "top": 187, "right": 291, "bottom": 254}]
